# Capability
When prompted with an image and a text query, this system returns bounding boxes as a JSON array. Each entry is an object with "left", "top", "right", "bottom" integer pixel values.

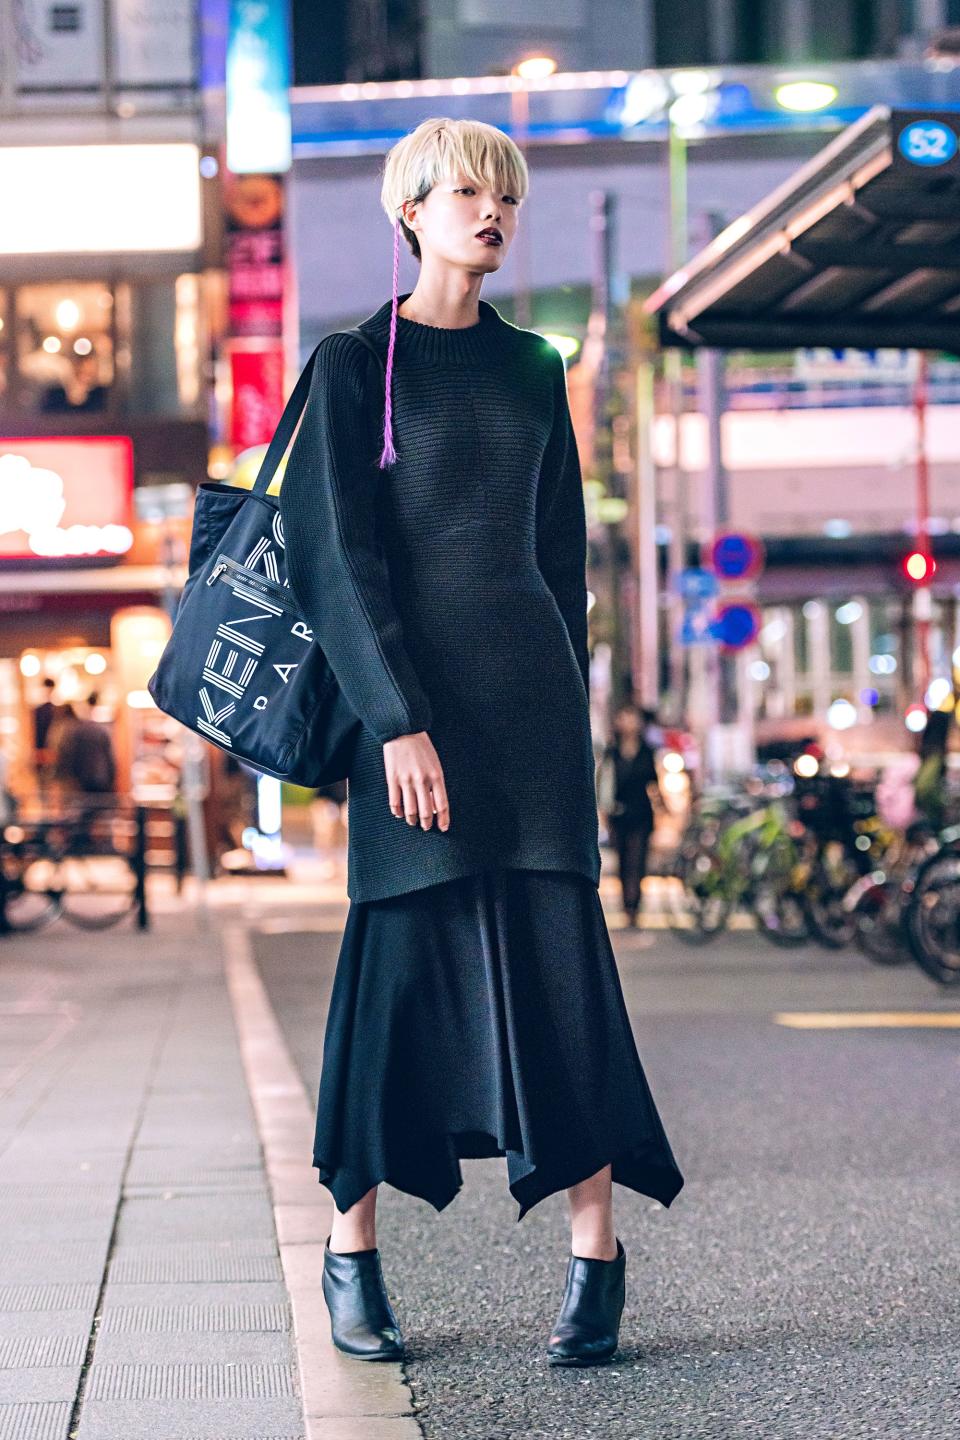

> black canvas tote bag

[{"left": 147, "top": 328, "right": 383, "bottom": 787}]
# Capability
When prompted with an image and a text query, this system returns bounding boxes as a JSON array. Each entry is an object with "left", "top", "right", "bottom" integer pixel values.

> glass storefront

[
  {"left": 0, "top": 276, "right": 206, "bottom": 424},
  {"left": 13, "top": 281, "right": 115, "bottom": 415},
  {"left": 752, "top": 592, "right": 958, "bottom": 733}
]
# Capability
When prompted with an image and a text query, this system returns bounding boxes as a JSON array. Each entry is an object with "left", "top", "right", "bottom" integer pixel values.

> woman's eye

[{"left": 456, "top": 186, "right": 518, "bottom": 204}]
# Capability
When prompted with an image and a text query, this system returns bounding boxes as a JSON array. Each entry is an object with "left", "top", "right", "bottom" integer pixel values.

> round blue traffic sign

[
  {"left": 709, "top": 532, "right": 764, "bottom": 581},
  {"left": 710, "top": 601, "right": 760, "bottom": 652},
  {"left": 898, "top": 120, "right": 958, "bottom": 167},
  {"left": 674, "top": 566, "right": 719, "bottom": 601}
]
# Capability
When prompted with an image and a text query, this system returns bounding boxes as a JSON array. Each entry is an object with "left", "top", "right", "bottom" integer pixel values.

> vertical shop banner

[
  {"left": 224, "top": 169, "right": 288, "bottom": 448},
  {"left": 224, "top": 0, "right": 292, "bottom": 449},
  {"left": 229, "top": 347, "right": 285, "bottom": 451},
  {"left": 224, "top": 171, "right": 285, "bottom": 338},
  {"left": 226, "top": 0, "right": 292, "bottom": 175}
]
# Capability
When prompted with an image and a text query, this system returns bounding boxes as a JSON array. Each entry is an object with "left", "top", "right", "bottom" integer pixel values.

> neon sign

[{"left": 0, "top": 437, "right": 134, "bottom": 561}]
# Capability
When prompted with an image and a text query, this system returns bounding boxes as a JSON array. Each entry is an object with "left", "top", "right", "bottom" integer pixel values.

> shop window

[
  {"left": 831, "top": 604, "right": 854, "bottom": 675},
  {"left": 13, "top": 282, "right": 115, "bottom": 415},
  {"left": 868, "top": 599, "right": 901, "bottom": 713}
]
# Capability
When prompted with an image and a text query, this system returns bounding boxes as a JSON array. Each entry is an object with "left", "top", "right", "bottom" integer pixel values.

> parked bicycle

[
  {"left": 667, "top": 782, "right": 809, "bottom": 946},
  {"left": 0, "top": 804, "right": 148, "bottom": 934}
]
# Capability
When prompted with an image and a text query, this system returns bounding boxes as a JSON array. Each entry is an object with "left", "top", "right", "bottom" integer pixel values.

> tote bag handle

[{"left": 251, "top": 328, "right": 386, "bottom": 497}]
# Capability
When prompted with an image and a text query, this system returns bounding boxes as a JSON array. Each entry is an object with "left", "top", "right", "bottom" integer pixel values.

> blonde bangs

[{"left": 381, "top": 117, "right": 528, "bottom": 238}]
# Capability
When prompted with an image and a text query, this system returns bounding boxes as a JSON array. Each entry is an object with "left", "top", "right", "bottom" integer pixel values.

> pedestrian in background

[
  {"left": 278, "top": 116, "right": 683, "bottom": 1369},
  {"left": 53, "top": 695, "right": 116, "bottom": 806},
  {"left": 914, "top": 706, "right": 952, "bottom": 831},
  {"left": 31, "top": 677, "right": 59, "bottom": 796},
  {"left": 598, "top": 703, "right": 664, "bottom": 928}
]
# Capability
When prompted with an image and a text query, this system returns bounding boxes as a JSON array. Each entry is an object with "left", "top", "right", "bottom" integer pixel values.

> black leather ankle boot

[
  {"left": 321, "top": 1235, "right": 405, "bottom": 1360},
  {"left": 546, "top": 1237, "right": 626, "bottom": 1366}
]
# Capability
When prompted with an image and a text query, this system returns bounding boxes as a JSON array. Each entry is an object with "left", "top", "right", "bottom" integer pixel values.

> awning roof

[{"left": 645, "top": 106, "right": 960, "bottom": 353}]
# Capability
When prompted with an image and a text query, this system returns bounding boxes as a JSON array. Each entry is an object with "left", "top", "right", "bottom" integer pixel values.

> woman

[
  {"left": 599, "top": 704, "right": 664, "bottom": 928},
  {"left": 278, "top": 117, "right": 684, "bottom": 1368}
]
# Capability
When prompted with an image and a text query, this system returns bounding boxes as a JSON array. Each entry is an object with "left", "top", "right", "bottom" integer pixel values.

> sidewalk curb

[{"left": 222, "top": 925, "right": 423, "bottom": 1440}]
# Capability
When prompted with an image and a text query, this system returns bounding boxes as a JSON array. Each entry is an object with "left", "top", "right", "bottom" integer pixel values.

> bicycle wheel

[
  {"left": 852, "top": 880, "right": 909, "bottom": 966},
  {"left": 666, "top": 848, "right": 730, "bottom": 944},
  {"left": 752, "top": 837, "right": 809, "bottom": 947},
  {"left": 57, "top": 853, "right": 138, "bottom": 930},
  {"left": 1, "top": 869, "right": 61, "bottom": 932},
  {"left": 1, "top": 852, "right": 62, "bottom": 933},
  {"left": 905, "top": 850, "right": 960, "bottom": 985},
  {"left": 803, "top": 845, "right": 860, "bottom": 950}
]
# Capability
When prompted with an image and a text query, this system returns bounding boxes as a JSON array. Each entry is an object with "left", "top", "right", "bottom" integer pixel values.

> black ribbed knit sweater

[{"left": 278, "top": 291, "right": 601, "bottom": 903}]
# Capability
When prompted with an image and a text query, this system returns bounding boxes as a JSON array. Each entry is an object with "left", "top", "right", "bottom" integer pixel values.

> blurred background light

[{"left": 775, "top": 80, "right": 839, "bottom": 112}]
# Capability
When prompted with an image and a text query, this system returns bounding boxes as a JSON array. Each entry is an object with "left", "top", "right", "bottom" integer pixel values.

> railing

[{"left": 0, "top": 800, "right": 188, "bottom": 937}]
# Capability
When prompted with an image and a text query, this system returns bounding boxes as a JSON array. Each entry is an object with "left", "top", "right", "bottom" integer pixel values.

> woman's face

[
  {"left": 402, "top": 170, "right": 520, "bottom": 274},
  {"left": 614, "top": 708, "right": 641, "bottom": 739}
]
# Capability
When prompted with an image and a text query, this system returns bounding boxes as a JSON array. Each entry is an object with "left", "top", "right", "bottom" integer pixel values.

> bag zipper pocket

[{"left": 205, "top": 553, "right": 299, "bottom": 613}]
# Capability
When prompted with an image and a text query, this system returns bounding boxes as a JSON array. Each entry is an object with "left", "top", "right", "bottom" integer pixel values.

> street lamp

[{"left": 514, "top": 54, "right": 557, "bottom": 81}]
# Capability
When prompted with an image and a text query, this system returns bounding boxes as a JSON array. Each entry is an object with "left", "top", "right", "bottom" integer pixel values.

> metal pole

[
  {"left": 914, "top": 349, "right": 932, "bottom": 700},
  {"left": 664, "top": 115, "right": 688, "bottom": 726},
  {"left": 510, "top": 80, "right": 532, "bottom": 330},
  {"left": 691, "top": 342, "right": 722, "bottom": 773},
  {"left": 635, "top": 358, "right": 659, "bottom": 711},
  {"left": 781, "top": 0, "right": 814, "bottom": 59},
  {"left": 134, "top": 805, "right": 149, "bottom": 930}
]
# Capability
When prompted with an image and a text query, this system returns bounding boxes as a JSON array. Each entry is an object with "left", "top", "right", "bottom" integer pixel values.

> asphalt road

[{"left": 253, "top": 915, "right": 960, "bottom": 1440}]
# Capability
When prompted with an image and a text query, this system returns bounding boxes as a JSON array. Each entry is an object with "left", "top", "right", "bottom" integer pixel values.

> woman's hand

[{"left": 383, "top": 732, "right": 450, "bottom": 831}]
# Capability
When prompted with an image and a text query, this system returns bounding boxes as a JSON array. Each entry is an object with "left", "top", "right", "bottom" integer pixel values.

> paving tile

[
  {"left": 0, "top": 1245, "right": 106, "bottom": 1284},
  {"left": 98, "top": 1279, "right": 290, "bottom": 1310},
  {"left": 0, "top": 1284, "right": 98, "bottom": 1314},
  {"left": 76, "top": 1398, "right": 305, "bottom": 1439},
  {"left": 0, "top": 1367, "right": 80, "bottom": 1403},
  {"left": 86, "top": 1360, "right": 297, "bottom": 1400},
  {"left": 108, "top": 1241, "right": 283, "bottom": 1285},
  {"left": 114, "top": 1194, "right": 276, "bottom": 1244},
  {"left": 0, "top": 1336, "right": 86, "bottom": 1368},
  {"left": 0, "top": 1315, "right": 90, "bottom": 1344},
  {"left": 0, "top": 1400, "right": 73, "bottom": 1440},
  {"left": 98, "top": 1300, "right": 290, "bottom": 1334},
  {"left": 91, "top": 1332, "right": 295, "bottom": 1365}
]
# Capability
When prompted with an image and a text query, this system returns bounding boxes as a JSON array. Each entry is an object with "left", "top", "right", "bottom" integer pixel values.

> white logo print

[{"left": 193, "top": 516, "right": 315, "bottom": 757}]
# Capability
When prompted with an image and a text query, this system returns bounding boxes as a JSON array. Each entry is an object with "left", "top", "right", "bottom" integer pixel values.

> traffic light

[{"left": 903, "top": 550, "right": 936, "bottom": 582}]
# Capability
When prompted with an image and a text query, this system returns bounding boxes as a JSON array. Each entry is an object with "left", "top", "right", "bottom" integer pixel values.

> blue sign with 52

[{"left": 897, "top": 118, "right": 958, "bottom": 168}]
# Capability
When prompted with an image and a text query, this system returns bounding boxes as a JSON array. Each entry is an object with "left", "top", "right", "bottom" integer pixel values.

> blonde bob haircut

[{"left": 380, "top": 117, "right": 529, "bottom": 263}]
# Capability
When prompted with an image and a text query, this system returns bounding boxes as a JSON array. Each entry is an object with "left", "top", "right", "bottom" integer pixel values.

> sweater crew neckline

[{"left": 360, "top": 291, "right": 514, "bottom": 365}]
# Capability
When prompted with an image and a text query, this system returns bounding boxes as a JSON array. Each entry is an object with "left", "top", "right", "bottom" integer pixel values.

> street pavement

[
  {"left": 0, "top": 855, "right": 958, "bottom": 1439},
  {"left": 253, "top": 869, "right": 960, "bottom": 1440}
]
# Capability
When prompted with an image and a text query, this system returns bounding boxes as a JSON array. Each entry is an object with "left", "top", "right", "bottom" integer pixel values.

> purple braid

[{"left": 378, "top": 216, "right": 402, "bottom": 468}]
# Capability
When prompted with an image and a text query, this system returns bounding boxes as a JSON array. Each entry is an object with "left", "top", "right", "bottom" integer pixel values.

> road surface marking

[{"left": 774, "top": 1011, "right": 960, "bottom": 1028}]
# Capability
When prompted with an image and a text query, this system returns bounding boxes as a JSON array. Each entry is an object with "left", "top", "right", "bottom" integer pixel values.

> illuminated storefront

[{"left": 0, "top": 146, "right": 210, "bottom": 801}]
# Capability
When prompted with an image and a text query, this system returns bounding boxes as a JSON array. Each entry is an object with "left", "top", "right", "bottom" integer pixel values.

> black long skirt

[{"left": 313, "top": 867, "right": 684, "bottom": 1221}]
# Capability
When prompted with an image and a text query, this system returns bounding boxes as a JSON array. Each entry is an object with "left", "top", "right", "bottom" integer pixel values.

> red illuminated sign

[
  {"left": 229, "top": 345, "right": 286, "bottom": 450},
  {"left": 0, "top": 436, "right": 133, "bottom": 561}
]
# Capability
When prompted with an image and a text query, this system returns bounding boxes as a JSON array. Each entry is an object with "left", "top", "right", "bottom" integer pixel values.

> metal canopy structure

[{"left": 645, "top": 106, "right": 960, "bottom": 354}]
